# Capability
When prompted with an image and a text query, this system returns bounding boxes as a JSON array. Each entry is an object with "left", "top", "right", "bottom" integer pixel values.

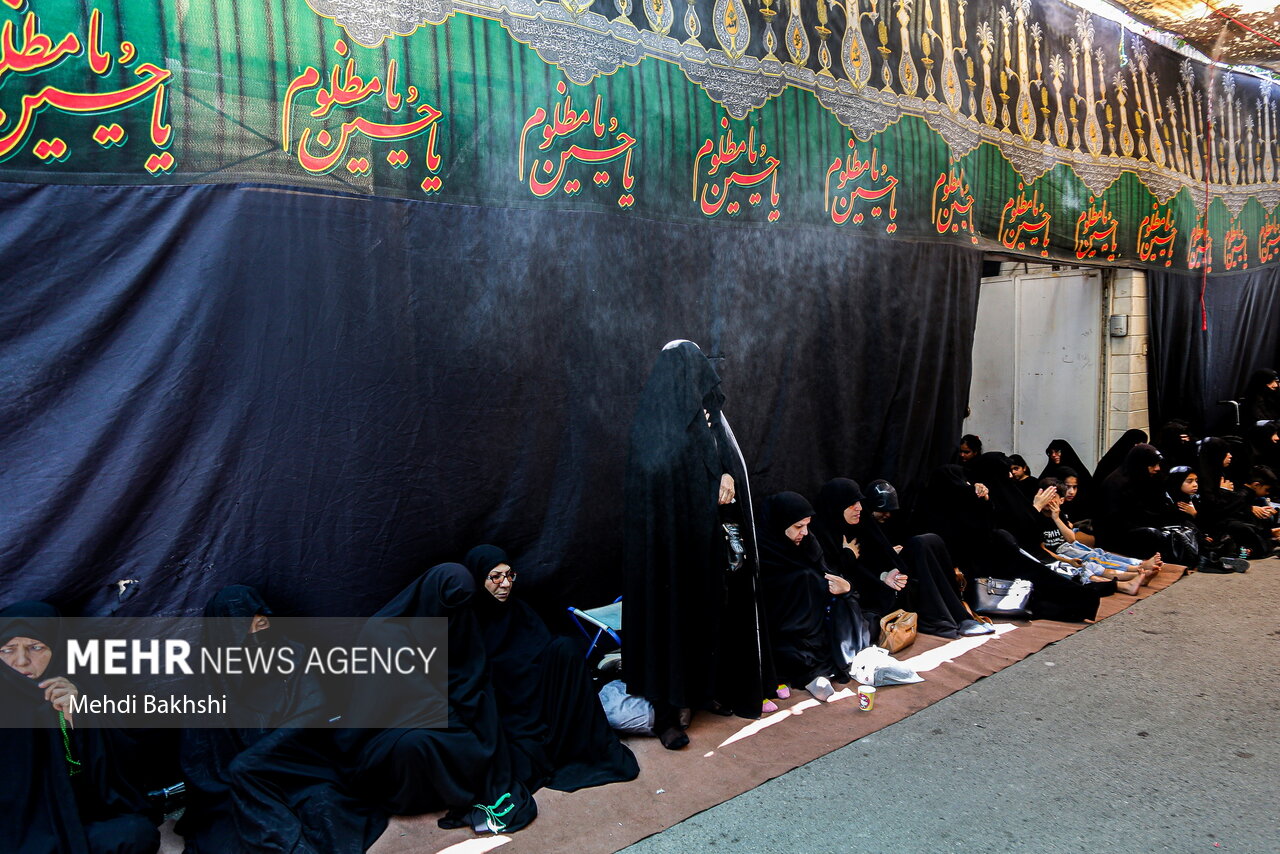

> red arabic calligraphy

[
  {"left": 693, "top": 116, "right": 780, "bottom": 220},
  {"left": 519, "top": 81, "right": 637, "bottom": 207},
  {"left": 1073, "top": 196, "right": 1118, "bottom": 261},
  {"left": 282, "top": 40, "right": 445, "bottom": 182},
  {"left": 1136, "top": 202, "right": 1177, "bottom": 267},
  {"left": 997, "top": 184, "right": 1051, "bottom": 256},
  {"left": 1186, "top": 227, "right": 1212, "bottom": 271},
  {"left": 1223, "top": 219, "right": 1248, "bottom": 270},
  {"left": 1258, "top": 216, "right": 1280, "bottom": 265},
  {"left": 0, "top": 9, "right": 171, "bottom": 165},
  {"left": 825, "top": 140, "right": 898, "bottom": 232},
  {"left": 931, "top": 164, "right": 976, "bottom": 241}
]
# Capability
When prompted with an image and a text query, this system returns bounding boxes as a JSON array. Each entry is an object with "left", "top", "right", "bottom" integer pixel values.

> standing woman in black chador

[
  {"left": 0, "top": 601, "right": 160, "bottom": 854},
  {"left": 338, "top": 563, "right": 538, "bottom": 835},
  {"left": 623, "top": 340, "right": 772, "bottom": 749},
  {"left": 463, "top": 545, "right": 638, "bottom": 792}
]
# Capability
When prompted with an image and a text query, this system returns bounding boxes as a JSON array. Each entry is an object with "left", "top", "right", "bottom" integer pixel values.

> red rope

[{"left": 1204, "top": 1, "right": 1280, "bottom": 50}]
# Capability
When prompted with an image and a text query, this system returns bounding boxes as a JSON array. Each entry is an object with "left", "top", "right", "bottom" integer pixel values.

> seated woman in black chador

[
  {"left": 623, "top": 340, "right": 772, "bottom": 749},
  {"left": 813, "top": 478, "right": 991, "bottom": 639},
  {"left": 0, "top": 601, "right": 159, "bottom": 854},
  {"left": 959, "top": 454, "right": 1103, "bottom": 623},
  {"left": 1243, "top": 368, "right": 1280, "bottom": 425},
  {"left": 338, "top": 563, "right": 537, "bottom": 835},
  {"left": 176, "top": 585, "right": 382, "bottom": 853},
  {"left": 463, "top": 545, "right": 638, "bottom": 793},
  {"left": 1197, "top": 438, "right": 1273, "bottom": 558},
  {"left": 757, "top": 491, "right": 871, "bottom": 702},
  {"left": 1093, "top": 429, "right": 1147, "bottom": 486}
]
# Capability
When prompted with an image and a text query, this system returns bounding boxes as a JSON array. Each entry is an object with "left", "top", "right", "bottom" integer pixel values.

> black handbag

[
  {"left": 722, "top": 522, "right": 746, "bottom": 572},
  {"left": 972, "top": 577, "right": 1033, "bottom": 618}
]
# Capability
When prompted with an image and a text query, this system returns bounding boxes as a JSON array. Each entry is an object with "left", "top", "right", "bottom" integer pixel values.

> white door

[{"left": 963, "top": 267, "right": 1104, "bottom": 471}]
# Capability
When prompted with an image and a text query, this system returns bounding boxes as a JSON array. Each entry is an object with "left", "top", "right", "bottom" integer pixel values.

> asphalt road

[{"left": 622, "top": 559, "right": 1280, "bottom": 854}]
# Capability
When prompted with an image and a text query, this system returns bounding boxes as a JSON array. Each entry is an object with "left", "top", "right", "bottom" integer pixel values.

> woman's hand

[
  {"left": 974, "top": 483, "right": 989, "bottom": 500},
  {"left": 718, "top": 473, "right": 735, "bottom": 505},
  {"left": 841, "top": 536, "right": 861, "bottom": 558},
  {"left": 1221, "top": 478, "right": 1234, "bottom": 491},
  {"left": 824, "top": 573, "right": 852, "bottom": 595},
  {"left": 40, "top": 677, "right": 79, "bottom": 718},
  {"left": 882, "top": 569, "right": 908, "bottom": 591},
  {"left": 1251, "top": 504, "right": 1274, "bottom": 520},
  {"left": 1177, "top": 501, "right": 1196, "bottom": 517}
]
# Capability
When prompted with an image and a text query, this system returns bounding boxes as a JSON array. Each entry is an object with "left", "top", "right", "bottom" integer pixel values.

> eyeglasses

[{"left": 487, "top": 571, "right": 517, "bottom": 585}]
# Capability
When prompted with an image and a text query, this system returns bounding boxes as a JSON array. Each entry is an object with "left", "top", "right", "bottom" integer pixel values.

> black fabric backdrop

[
  {"left": 0, "top": 182, "right": 981, "bottom": 620},
  {"left": 1149, "top": 268, "right": 1280, "bottom": 434}
]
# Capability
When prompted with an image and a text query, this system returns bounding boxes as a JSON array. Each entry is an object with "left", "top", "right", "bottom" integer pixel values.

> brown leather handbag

[{"left": 877, "top": 609, "right": 918, "bottom": 653}]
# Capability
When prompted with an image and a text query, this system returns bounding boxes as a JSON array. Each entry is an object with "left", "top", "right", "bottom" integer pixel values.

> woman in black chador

[
  {"left": 1242, "top": 368, "right": 1280, "bottom": 424},
  {"left": 757, "top": 491, "right": 872, "bottom": 701},
  {"left": 0, "top": 601, "right": 159, "bottom": 854},
  {"left": 623, "top": 340, "right": 772, "bottom": 749},
  {"left": 463, "top": 545, "right": 638, "bottom": 792},
  {"left": 176, "top": 585, "right": 385, "bottom": 854},
  {"left": 338, "top": 563, "right": 537, "bottom": 835}
]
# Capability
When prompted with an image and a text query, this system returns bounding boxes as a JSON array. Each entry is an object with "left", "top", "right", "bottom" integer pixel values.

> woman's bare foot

[{"left": 1116, "top": 576, "right": 1142, "bottom": 595}]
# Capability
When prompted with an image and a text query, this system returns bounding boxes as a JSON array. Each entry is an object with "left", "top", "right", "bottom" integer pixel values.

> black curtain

[
  {"left": 0, "top": 182, "right": 980, "bottom": 620},
  {"left": 1149, "top": 268, "right": 1280, "bottom": 434}
]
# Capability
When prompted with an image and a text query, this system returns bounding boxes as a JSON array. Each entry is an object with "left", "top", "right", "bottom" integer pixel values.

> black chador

[
  {"left": 464, "top": 546, "right": 637, "bottom": 792},
  {"left": 757, "top": 492, "right": 870, "bottom": 687},
  {"left": 176, "top": 586, "right": 385, "bottom": 854},
  {"left": 337, "top": 563, "right": 537, "bottom": 835},
  {"left": 622, "top": 340, "right": 773, "bottom": 741},
  {"left": 0, "top": 601, "right": 159, "bottom": 854}
]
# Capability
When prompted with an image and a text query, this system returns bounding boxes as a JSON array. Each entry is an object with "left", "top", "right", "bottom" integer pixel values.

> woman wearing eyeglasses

[{"left": 464, "top": 545, "right": 638, "bottom": 795}]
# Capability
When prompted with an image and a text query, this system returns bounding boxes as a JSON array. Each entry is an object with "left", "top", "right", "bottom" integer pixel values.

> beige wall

[{"left": 1106, "top": 269, "right": 1150, "bottom": 447}]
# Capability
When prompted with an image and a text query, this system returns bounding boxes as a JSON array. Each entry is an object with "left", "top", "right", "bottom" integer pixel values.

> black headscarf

[
  {"left": 1094, "top": 429, "right": 1148, "bottom": 485},
  {"left": 1155, "top": 420, "right": 1198, "bottom": 470},
  {"left": 0, "top": 602, "right": 158, "bottom": 854},
  {"left": 1040, "top": 439, "right": 1096, "bottom": 519},
  {"left": 622, "top": 340, "right": 769, "bottom": 716},
  {"left": 1096, "top": 443, "right": 1167, "bottom": 547},
  {"left": 1248, "top": 421, "right": 1280, "bottom": 470}
]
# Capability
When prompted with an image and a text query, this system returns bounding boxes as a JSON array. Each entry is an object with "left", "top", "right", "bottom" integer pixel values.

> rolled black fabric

[
  {"left": 464, "top": 545, "right": 637, "bottom": 793},
  {"left": 622, "top": 341, "right": 771, "bottom": 717},
  {"left": 0, "top": 602, "right": 159, "bottom": 854}
]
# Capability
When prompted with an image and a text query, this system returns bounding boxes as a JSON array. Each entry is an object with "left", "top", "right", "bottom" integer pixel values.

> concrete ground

[{"left": 622, "top": 559, "right": 1280, "bottom": 854}]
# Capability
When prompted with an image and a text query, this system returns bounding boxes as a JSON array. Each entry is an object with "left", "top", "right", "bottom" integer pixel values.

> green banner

[{"left": 2, "top": 0, "right": 1278, "bottom": 273}]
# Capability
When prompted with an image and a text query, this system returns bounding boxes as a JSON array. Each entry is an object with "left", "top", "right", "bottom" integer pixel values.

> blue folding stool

[{"left": 566, "top": 596, "right": 622, "bottom": 660}]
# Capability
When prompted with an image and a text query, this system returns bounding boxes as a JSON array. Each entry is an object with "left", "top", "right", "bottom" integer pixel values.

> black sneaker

[
  {"left": 1222, "top": 557, "right": 1250, "bottom": 572},
  {"left": 1197, "top": 559, "right": 1234, "bottom": 574}
]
